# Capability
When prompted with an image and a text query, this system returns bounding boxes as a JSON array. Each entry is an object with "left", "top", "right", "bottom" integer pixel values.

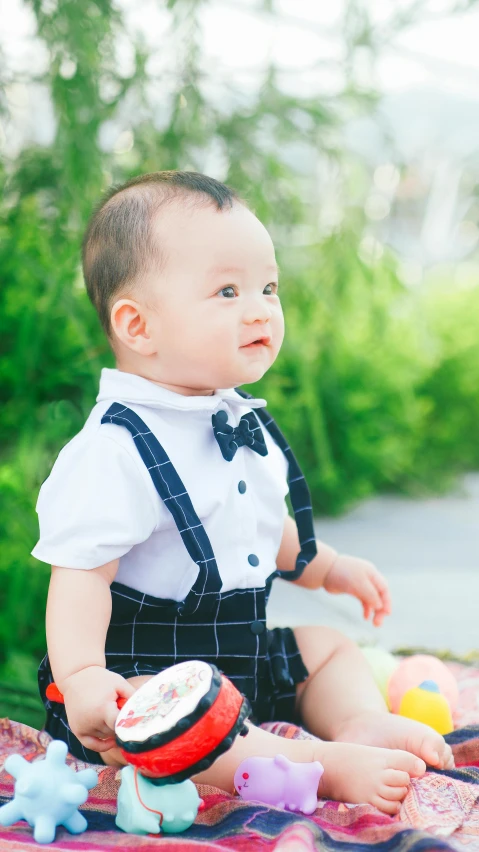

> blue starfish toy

[{"left": 0, "top": 740, "right": 98, "bottom": 844}]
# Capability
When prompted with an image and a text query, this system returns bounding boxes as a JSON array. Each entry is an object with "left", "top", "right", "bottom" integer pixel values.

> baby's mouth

[{"left": 241, "top": 336, "right": 271, "bottom": 349}]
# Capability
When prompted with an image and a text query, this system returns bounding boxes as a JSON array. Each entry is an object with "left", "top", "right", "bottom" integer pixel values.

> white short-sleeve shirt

[{"left": 32, "top": 369, "right": 289, "bottom": 600}]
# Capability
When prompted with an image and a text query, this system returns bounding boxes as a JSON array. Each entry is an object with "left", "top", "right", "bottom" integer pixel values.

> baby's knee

[
  {"left": 294, "top": 624, "right": 357, "bottom": 661},
  {"left": 100, "top": 746, "right": 129, "bottom": 768},
  {"left": 126, "top": 674, "right": 154, "bottom": 689}
]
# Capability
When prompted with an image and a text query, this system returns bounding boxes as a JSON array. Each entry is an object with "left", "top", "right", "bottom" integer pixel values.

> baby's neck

[{"left": 115, "top": 363, "right": 216, "bottom": 397}]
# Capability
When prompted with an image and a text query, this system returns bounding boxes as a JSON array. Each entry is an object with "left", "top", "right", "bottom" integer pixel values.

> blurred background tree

[{"left": 1, "top": 0, "right": 479, "bottom": 724}]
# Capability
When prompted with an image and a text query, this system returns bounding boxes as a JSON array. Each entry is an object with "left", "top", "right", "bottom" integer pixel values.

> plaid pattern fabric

[
  {"left": 235, "top": 389, "right": 318, "bottom": 581},
  {"left": 105, "top": 578, "right": 268, "bottom": 688},
  {"left": 38, "top": 398, "right": 315, "bottom": 763},
  {"left": 102, "top": 403, "right": 222, "bottom": 614}
]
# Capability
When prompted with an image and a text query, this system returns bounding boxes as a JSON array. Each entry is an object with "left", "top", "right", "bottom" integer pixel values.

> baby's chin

[
  {"left": 227, "top": 364, "right": 269, "bottom": 389},
  {"left": 207, "top": 351, "right": 275, "bottom": 390}
]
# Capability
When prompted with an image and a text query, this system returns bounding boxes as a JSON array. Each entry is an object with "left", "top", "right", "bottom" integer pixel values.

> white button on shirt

[{"left": 32, "top": 369, "right": 289, "bottom": 601}]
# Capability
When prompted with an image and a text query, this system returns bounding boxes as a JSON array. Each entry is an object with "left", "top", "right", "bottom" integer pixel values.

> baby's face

[{"left": 141, "top": 201, "right": 284, "bottom": 393}]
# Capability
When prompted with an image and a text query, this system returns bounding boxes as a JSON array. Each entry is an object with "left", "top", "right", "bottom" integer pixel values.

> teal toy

[
  {"left": 0, "top": 740, "right": 98, "bottom": 844},
  {"left": 116, "top": 765, "right": 203, "bottom": 835}
]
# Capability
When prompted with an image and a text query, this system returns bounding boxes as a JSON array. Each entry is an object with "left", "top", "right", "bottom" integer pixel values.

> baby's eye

[
  {"left": 264, "top": 283, "right": 278, "bottom": 295},
  {"left": 218, "top": 286, "right": 236, "bottom": 298}
]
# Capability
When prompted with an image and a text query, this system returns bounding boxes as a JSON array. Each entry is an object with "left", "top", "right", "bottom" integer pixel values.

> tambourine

[
  {"left": 46, "top": 660, "right": 250, "bottom": 784},
  {"left": 114, "top": 660, "right": 250, "bottom": 784}
]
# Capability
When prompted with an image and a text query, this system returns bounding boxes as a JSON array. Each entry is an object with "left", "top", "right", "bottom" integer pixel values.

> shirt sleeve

[{"left": 31, "top": 429, "right": 161, "bottom": 569}]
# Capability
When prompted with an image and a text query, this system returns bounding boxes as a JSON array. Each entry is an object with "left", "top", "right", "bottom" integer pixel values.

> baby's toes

[
  {"left": 380, "top": 784, "right": 409, "bottom": 802},
  {"left": 382, "top": 768, "right": 411, "bottom": 790},
  {"left": 426, "top": 735, "right": 455, "bottom": 769},
  {"left": 405, "top": 727, "right": 447, "bottom": 769},
  {"left": 442, "top": 743, "right": 455, "bottom": 770},
  {"left": 371, "top": 795, "right": 402, "bottom": 816},
  {"left": 387, "top": 749, "right": 426, "bottom": 778},
  {"left": 380, "top": 769, "right": 411, "bottom": 805}
]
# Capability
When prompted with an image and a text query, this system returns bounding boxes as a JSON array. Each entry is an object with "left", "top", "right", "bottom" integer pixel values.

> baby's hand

[
  {"left": 61, "top": 665, "right": 135, "bottom": 753},
  {"left": 323, "top": 554, "right": 391, "bottom": 627}
]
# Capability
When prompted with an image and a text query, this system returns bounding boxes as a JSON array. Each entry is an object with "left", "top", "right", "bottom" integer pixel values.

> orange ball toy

[{"left": 388, "top": 655, "right": 458, "bottom": 715}]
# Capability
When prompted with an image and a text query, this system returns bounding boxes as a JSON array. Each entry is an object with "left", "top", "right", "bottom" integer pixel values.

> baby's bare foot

[
  {"left": 334, "top": 711, "right": 454, "bottom": 770},
  {"left": 317, "top": 741, "right": 425, "bottom": 815}
]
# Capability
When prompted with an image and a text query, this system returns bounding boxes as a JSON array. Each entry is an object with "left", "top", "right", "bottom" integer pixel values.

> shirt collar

[{"left": 96, "top": 368, "right": 267, "bottom": 412}]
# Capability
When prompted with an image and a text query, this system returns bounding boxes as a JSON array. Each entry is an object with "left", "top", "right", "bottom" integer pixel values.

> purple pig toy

[{"left": 234, "top": 754, "right": 324, "bottom": 815}]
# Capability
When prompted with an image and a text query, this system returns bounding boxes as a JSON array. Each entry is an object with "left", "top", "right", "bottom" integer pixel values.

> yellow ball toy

[
  {"left": 388, "top": 654, "right": 458, "bottom": 714},
  {"left": 399, "top": 680, "right": 453, "bottom": 735}
]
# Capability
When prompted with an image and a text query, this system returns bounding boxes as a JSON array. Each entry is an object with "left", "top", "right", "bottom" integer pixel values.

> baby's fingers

[
  {"left": 370, "top": 570, "right": 392, "bottom": 615},
  {"left": 366, "top": 572, "right": 391, "bottom": 626},
  {"left": 78, "top": 734, "right": 117, "bottom": 753},
  {"left": 372, "top": 602, "right": 389, "bottom": 626},
  {"left": 358, "top": 578, "right": 382, "bottom": 620},
  {"left": 104, "top": 703, "right": 121, "bottom": 733}
]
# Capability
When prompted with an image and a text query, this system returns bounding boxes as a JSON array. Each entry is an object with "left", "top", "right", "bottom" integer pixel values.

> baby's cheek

[{"left": 271, "top": 312, "right": 285, "bottom": 352}]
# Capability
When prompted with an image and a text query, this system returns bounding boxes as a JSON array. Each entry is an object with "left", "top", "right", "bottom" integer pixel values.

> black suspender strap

[
  {"left": 235, "top": 390, "right": 317, "bottom": 581},
  {"left": 101, "top": 403, "right": 222, "bottom": 612}
]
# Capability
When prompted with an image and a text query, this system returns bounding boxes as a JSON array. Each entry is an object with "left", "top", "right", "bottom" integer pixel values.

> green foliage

[
  {"left": 1, "top": 0, "right": 479, "bottom": 724},
  {"left": 253, "top": 236, "right": 433, "bottom": 512},
  {"left": 417, "top": 282, "right": 479, "bottom": 478}
]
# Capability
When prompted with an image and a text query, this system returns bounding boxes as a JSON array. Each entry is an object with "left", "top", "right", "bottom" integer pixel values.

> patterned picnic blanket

[{"left": 2, "top": 661, "right": 479, "bottom": 851}]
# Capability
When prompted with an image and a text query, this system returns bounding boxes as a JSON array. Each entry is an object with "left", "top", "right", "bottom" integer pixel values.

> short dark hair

[{"left": 82, "top": 171, "right": 240, "bottom": 337}]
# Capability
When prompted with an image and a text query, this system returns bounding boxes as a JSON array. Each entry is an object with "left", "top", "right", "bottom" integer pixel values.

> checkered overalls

[{"left": 38, "top": 396, "right": 317, "bottom": 763}]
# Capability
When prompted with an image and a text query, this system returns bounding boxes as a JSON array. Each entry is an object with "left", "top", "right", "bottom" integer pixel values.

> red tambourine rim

[{"left": 120, "top": 674, "right": 246, "bottom": 779}]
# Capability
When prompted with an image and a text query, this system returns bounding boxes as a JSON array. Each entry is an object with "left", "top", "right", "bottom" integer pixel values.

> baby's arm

[
  {"left": 46, "top": 562, "right": 135, "bottom": 752},
  {"left": 276, "top": 515, "right": 337, "bottom": 590},
  {"left": 276, "top": 515, "right": 391, "bottom": 626}
]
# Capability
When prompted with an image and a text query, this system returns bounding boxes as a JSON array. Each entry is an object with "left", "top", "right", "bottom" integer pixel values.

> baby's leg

[
  {"left": 294, "top": 626, "right": 454, "bottom": 770},
  {"left": 103, "top": 717, "right": 426, "bottom": 814},
  {"left": 100, "top": 674, "right": 427, "bottom": 814}
]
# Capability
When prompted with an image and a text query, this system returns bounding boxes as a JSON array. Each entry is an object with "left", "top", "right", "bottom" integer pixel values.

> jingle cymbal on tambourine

[{"left": 114, "top": 660, "right": 250, "bottom": 784}]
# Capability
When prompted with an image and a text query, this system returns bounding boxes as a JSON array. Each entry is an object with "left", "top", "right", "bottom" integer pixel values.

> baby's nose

[{"left": 243, "top": 299, "right": 273, "bottom": 324}]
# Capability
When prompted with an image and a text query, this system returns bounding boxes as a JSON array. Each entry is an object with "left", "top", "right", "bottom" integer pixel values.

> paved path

[{"left": 268, "top": 474, "right": 479, "bottom": 655}]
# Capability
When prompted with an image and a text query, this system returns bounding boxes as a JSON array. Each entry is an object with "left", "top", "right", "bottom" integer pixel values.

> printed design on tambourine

[
  {"left": 115, "top": 661, "right": 213, "bottom": 745},
  {"left": 114, "top": 660, "right": 251, "bottom": 784}
]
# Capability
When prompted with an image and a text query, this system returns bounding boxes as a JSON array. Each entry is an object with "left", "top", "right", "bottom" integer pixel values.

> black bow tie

[{"left": 212, "top": 410, "right": 268, "bottom": 462}]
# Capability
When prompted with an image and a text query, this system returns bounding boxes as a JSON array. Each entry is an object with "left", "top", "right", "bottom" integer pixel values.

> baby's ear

[{"left": 110, "top": 298, "right": 157, "bottom": 355}]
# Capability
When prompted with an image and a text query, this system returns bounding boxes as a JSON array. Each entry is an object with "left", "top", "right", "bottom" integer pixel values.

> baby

[{"left": 33, "top": 170, "right": 453, "bottom": 815}]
